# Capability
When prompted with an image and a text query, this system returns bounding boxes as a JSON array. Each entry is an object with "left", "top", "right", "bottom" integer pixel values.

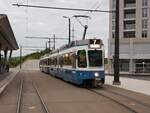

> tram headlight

[{"left": 94, "top": 72, "right": 99, "bottom": 77}]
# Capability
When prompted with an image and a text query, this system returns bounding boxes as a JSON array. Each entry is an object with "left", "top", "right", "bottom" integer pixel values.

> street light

[{"left": 63, "top": 16, "right": 71, "bottom": 44}]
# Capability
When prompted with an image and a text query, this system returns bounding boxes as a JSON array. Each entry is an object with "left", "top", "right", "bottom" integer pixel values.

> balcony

[
  {"left": 124, "top": 9, "right": 136, "bottom": 21},
  {"left": 124, "top": 0, "right": 136, "bottom": 9},
  {"left": 124, "top": 31, "right": 136, "bottom": 38},
  {"left": 124, "top": 3, "right": 136, "bottom": 8},
  {"left": 124, "top": 20, "right": 136, "bottom": 31},
  {"left": 124, "top": 24, "right": 136, "bottom": 30},
  {"left": 124, "top": 14, "right": 136, "bottom": 20}
]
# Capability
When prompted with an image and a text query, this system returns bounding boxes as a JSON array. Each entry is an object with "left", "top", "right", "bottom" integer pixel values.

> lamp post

[{"left": 63, "top": 16, "right": 71, "bottom": 44}]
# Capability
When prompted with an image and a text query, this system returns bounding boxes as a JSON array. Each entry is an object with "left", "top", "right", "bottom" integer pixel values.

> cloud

[{"left": 0, "top": 0, "right": 109, "bottom": 57}]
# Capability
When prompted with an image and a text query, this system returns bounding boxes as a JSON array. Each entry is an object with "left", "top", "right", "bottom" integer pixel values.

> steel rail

[
  {"left": 103, "top": 88, "right": 150, "bottom": 109},
  {"left": 16, "top": 79, "right": 23, "bottom": 113},
  {"left": 33, "top": 82, "right": 50, "bottom": 113},
  {"left": 88, "top": 89, "right": 138, "bottom": 113}
]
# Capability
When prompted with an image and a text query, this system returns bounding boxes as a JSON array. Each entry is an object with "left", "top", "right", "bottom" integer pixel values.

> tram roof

[
  {"left": 0, "top": 14, "right": 19, "bottom": 50},
  {"left": 51, "top": 39, "right": 103, "bottom": 54}
]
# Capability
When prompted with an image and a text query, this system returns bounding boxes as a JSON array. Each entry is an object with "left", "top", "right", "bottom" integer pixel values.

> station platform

[
  {"left": 106, "top": 75, "right": 150, "bottom": 96},
  {"left": 0, "top": 69, "right": 19, "bottom": 94}
]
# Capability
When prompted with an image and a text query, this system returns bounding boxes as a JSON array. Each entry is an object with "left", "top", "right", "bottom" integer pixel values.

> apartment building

[{"left": 108, "top": 0, "right": 150, "bottom": 73}]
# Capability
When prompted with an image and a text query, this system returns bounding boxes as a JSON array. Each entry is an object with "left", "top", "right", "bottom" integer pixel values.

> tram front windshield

[{"left": 88, "top": 50, "right": 103, "bottom": 67}]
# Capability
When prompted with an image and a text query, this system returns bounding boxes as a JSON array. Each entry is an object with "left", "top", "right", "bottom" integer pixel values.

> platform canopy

[{"left": 0, "top": 14, "right": 18, "bottom": 50}]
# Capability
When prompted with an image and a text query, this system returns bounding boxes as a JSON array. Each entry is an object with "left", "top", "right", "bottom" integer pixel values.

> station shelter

[{"left": 0, "top": 14, "right": 18, "bottom": 74}]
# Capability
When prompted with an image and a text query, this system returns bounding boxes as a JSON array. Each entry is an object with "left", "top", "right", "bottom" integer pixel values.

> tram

[{"left": 39, "top": 39, "right": 105, "bottom": 87}]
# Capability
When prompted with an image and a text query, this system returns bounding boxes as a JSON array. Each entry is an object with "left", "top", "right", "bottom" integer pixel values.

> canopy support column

[
  {"left": 3, "top": 47, "right": 8, "bottom": 72},
  {"left": 0, "top": 43, "right": 2, "bottom": 74},
  {"left": 8, "top": 50, "right": 12, "bottom": 72}
]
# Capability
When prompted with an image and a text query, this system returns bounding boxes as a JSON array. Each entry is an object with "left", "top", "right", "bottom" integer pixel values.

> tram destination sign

[{"left": 89, "top": 39, "right": 101, "bottom": 49}]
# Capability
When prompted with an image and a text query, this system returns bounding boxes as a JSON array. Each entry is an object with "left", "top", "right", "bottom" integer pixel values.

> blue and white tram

[{"left": 39, "top": 39, "right": 105, "bottom": 87}]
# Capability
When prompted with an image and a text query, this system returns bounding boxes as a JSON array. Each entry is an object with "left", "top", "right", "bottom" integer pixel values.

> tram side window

[
  {"left": 46, "top": 60, "right": 48, "bottom": 65},
  {"left": 43, "top": 60, "right": 45, "bottom": 65},
  {"left": 63, "top": 53, "right": 71, "bottom": 66},
  {"left": 77, "top": 50, "right": 87, "bottom": 68},
  {"left": 57, "top": 56, "right": 59, "bottom": 66},
  {"left": 59, "top": 56, "right": 63, "bottom": 67},
  {"left": 51, "top": 58, "right": 54, "bottom": 65},
  {"left": 71, "top": 53, "right": 76, "bottom": 68},
  {"left": 54, "top": 57, "right": 57, "bottom": 66},
  {"left": 47, "top": 59, "right": 49, "bottom": 65},
  {"left": 49, "top": 58, "right": 52, "bottom": 65}
]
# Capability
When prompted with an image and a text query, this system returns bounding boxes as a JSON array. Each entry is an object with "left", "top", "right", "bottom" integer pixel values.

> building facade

[{"left": 108, "top": 0, "right": 150, "bottom": 74}]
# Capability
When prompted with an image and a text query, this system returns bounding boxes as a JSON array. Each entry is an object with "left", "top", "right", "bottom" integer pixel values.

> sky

[{"left": 0, "top": 0, "right": 109, "bottom": 57}]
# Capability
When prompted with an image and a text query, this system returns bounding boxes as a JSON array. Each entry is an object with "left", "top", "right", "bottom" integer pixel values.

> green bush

[{"left": 9, "top": 49, "right": 50, "bottom": 68}]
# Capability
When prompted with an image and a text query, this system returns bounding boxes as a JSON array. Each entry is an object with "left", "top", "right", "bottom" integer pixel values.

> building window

[
  {"left": 112, "top": 20, "right": 115, "bottom": 30},
  {"left": 120, "top": 60, "right": 129, "bottom": 72},
  {"left": 124, "top": 0, "right": 136, "bottom": 8},
  {"left": 124, "top": 20, "right": 135, "bottom": 30},
  {"left": 124, "top": 31, "right": 136, "bottom": 38},
  {"left": 142, "top": 30, "right": 147, "bottom": 38},
  {"left": 112, "top": 32, "right": 115, "bottom": 38},
  {"left": 142, "top": 8, "right": 148, "bottom": 17},
  {"left": 124, "top": 9, "right": 136, "bottom": 19},
  {"left": 112, "top": 0, "right": 116, "bottom": 10},
  {"left": 142, "top": 19, "right": 148, "bottom": 29},
  {"left": 142, "top": 0, "right": 148, "bottom": 7},
  {"left": 112, "top": 13, "right": 116, "bottom": 20}
]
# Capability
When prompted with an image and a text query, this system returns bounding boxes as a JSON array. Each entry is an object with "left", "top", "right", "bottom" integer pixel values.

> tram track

[
  {"left": 103, "top": 87, "right": 150, "bottom": 109},
  {"left": 88, "top": 88, "right": 139, "bottom": 113},
  {"left": 16, "top": 76, "right": 50, "bottom": 113},
  {"left": 32, "top": 81, "right": 51, "bottom": 113},
  {"left": 16, "top": 79, "right": 23, "bottom": 113},
  {"left": 88, "top": 86, "right": 150, "bottom": 113}
]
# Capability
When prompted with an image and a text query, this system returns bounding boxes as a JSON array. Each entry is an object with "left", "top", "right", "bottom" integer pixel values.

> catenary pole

[
  {"left": 113, "top": 0, "right": 121, "bottom": 85},
  {"left": 69, "top": 18, "right": 71, "bottom": 44}
]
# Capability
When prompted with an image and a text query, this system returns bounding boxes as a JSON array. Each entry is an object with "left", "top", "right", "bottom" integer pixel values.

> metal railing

[
  {"left": 124, "top": 24, "right": 136, "bottom": 30},
  {"left": 136, "top": 63, "right": 150, "bottom": 73},
  {"left": 124, "top": 4, "right": 136, "bottom": 8},
  {"left": 124, "top": 14, "right": 136, "bottom": 19}
]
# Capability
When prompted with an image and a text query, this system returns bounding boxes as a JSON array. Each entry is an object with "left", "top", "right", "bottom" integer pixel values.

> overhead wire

[
  {"left": 26, "top": 0, "right": 29, "bottom": 33},
  {"left": 73, "top": 1, "right": 102, "bottom": 39},
  {"left": 18, "top": 0, "right": 29, "bottom": 33},
  {"left": 75, "top": 0, "right": 103, "bottom": 27},
  {"left": 85, "top": 0, "right": 103, "bottom": 16}
]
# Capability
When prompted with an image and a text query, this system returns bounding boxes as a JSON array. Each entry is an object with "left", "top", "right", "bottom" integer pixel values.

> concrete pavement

[{"left": 106, "top": 76, "right": 150, "bottom": 96}]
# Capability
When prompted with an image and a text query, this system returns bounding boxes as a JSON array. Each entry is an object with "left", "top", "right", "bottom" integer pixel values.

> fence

[{"left": 136, "top": 63, "right": 150, "bottom": 73}]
